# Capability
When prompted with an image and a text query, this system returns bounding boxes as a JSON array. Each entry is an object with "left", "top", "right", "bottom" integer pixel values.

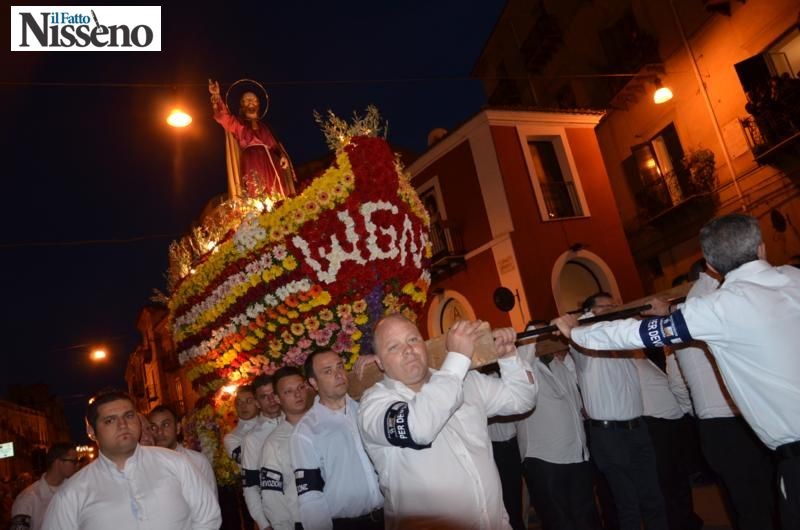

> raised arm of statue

[{"left": 208, "top": 78, "right": 297, "bottom": 201}]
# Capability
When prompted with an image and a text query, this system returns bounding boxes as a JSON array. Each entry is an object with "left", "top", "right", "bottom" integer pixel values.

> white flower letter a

[{"left": 292, "top": 210, "right": 367, "bottom": 284}]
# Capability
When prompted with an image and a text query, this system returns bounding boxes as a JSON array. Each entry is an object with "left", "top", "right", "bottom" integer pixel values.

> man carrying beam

[
  {"left": 553, "top": 213, "right": 800, "bottom": 530},
  {"left": 357, "top": 316, "right": 537, "bottom": 530}
]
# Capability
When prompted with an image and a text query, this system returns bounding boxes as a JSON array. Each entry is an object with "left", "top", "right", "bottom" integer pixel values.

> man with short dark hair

[
  {"left": 242, "top": 374, "right": 284, "bottom": 529},
  {"left": 222, "top": 384, "right": 261, "bottom": 530},
  {"left": 42, "top": 390, "right": 220, "bottom": 530},
  {"left": 148, "top": 405, "right": 216, "bottom": 495},
  {"left": 11, "top": 442, "right": 79, "bottom": 530},
  {"left": 291, "top": 350, "right": 384, "bottom": 530},
  {"left": 223, "top": 385, "right": 261, "bottom": 465},
  {"left": 259, "top": 366, "right": 313, "bottom": 530},
  {"left": 569, "top": 294, "right": 668, "bottom": 530},
  {"left": 358, "top": 315, "right": 537, "bottom": 530},
  {"left": 554, "top": 213, "right": 800, "bottom": 530}
]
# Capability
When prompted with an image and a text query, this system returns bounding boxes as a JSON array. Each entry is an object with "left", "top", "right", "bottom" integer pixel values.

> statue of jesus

[{"left": 208, "top": 78, "right": 297, "bottom": 201}]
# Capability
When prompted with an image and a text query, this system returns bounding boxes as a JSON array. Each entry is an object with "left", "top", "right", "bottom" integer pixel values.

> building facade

[
  {"left": 125, "top": 305, "right": 197, "bottom": 416},
  {"left": 0, "top": 400, "right": 50, "bottom": 479},
  {"left": 474, "top": 0, "right": 800, "bottom": 291},
  {"left": 410, "top": 108, "right": 644, "bottom": 337}
]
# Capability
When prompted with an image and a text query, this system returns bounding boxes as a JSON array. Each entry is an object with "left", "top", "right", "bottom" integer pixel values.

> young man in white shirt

[
  {"left": 358, "top": 315, "right": 538, "bottom": 530},
  {"left": 554, "top": 214, "right": 800, "bottom": 530},
  {"left": 241, "top": 374, "right": 284, "bottom": 530},
  {"left": 259, "top": 366, "right": 313, "bottom": 530},
  {"left": 291, "top": 349, "right": 384, "bottom": 530},
  {"left": 41, "top": 389, "right": 220, "bottom": 530},
  {"left": 570, "top": 294, "right": 668, "bottom": 530},
  {"left": 221, "top": 384, "right": 261, "bottom": 529},
  {"left": 636, "top": 354, "right": 703, "bottom": 530},
  {"left": 148, "top": 405, "right": 217, "bottom": 496},
  {"left": 11, "top": 442, "right": 79, "bottom": 530},
  {"left": 516, "top": 325, "right": 598, "bottom": 530}
]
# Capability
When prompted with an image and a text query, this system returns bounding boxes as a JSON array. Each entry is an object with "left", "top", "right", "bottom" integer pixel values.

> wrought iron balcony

[
  {"left": 429, "top": 219, "right": 466, "bottom": 280},
  {"left": 539, "top": 181, "right": 581, "bottom": 219}
]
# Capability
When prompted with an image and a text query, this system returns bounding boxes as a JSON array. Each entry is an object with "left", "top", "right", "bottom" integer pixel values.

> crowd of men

[{"left": 9, "top": 213, "right": 800, "bottom": 530}]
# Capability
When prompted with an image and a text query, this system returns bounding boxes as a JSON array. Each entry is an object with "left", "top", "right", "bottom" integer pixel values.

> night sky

[{"left": 1, "top": 2, "right": 505, "bottom": 440}]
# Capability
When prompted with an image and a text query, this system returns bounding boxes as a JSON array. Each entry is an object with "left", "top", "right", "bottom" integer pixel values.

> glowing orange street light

[
  {"left": 90, "top": 349, "right": 107, "bottom": 362},
  {"left": 166, "top": 109, "right": 192, "bottom": 128},
  {"left": 653, "top": 77, "right": 673, "bottom": 104}
]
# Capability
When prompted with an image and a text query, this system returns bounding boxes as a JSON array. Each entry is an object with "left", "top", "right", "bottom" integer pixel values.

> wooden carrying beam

[{"left": 347, "top": 282, "right": 693, "bottom": 399}]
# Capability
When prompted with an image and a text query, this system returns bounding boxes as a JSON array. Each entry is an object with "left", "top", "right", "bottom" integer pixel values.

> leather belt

[{"left": 588, "top": 418, "right": 642, "bottom": 430}]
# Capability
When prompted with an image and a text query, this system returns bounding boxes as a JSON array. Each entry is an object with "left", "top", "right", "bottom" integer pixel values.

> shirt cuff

[
  {"left": 440, "top": 351, "right": 471, "bottom": 379},
  {"left": 497, "top": 354, "right": 522, "bottom": 370}
]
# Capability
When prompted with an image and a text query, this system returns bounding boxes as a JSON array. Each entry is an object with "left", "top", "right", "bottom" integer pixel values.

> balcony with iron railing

[
  {"left": 539, "top": 181, "right": 582, "bottom": 219},
  {"left": 429, "top": 218, "right": 466, "bottom": 281}
]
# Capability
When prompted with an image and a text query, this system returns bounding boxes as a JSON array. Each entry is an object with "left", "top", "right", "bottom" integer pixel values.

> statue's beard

[{"left": 243, "top": 107, "right": 259, "bottom": 120}]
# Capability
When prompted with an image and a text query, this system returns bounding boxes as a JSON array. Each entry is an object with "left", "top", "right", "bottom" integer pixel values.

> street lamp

[
  {"left": 90, "top": 349, "right": 107, "bottom": 362},
  {"left": 166, "top": 108, "right": 192, "bottom": 128},
  {"left": 653, "top": 77, "right": 673, "bottom": 104}
]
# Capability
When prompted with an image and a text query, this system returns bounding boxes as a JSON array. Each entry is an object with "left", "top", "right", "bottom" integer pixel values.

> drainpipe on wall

[{"left": 668, "top": 0, "right": 749, "bottom": 211}]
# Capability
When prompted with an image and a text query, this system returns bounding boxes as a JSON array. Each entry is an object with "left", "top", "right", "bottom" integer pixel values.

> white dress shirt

[
  {"left": 569, "top": 346, "right": 643, "bottom": 421},
  {"left": 572, "top": 260, "right": 800, "bottom": 450},
  {"left": 242, "top": 414, "right": 283, "bottom": 529},
  {"left": 260, "top": 421, "right": 300, "bottom": 530},
  {"left": 176, "top": 444, "right": 217, "bottom": 497},
  {"left": 673, "top": 273, "right": 738, "bottom": 419},
  {"left": 635, "top": 358, "right": 685, "bottom": 420},
  {"left": 41, "top": 445, "right": 221, "bottom": 530},
  {"left": 517, "top": 356, "right": 589, "bottom": 464},
  {"left": 358, "top": 352, "right": 538, "bottom": 530},
  {"left": 223, "top": 415, "right": 263, "bottom": 463},
  {"left": 11, "top": 474, "right": 58, "bottom": 530},
  {"left": 290, "top": 396, "right": 383, "bottom": 530},
  {"left": 665, "top": 353, "right": 694, "bottom": 416}
]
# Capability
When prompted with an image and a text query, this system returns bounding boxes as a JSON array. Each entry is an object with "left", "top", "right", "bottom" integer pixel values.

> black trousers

[
  {"left": 588, "top": 421, "right": 668, "bottom": 530},
  {"left": 332, "top": 508, "right": 384, "bottom": 530},
  {"left": 523, "top": 457, "right": 600, "bottom": 530},
  {"left": 218, "top": 484, "right": 254, "bottom": 530},
  {"left": 643, "top": 415, "right": 703, "bottom": 530},
  {"left": 696, "top": 416, "right": 777, "bottom": 530},
  {"left": 777, "top": 454, "right": 800, "bottom": 530},
  {"left": 491, "top": 437, "right": 526, "bottom": 530}
]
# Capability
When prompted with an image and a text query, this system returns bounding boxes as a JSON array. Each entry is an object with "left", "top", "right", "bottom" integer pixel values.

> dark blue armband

[
  {"left": 295, "top": 468, "right": 324, "bottom": 495},
  {"left": 260, "top": 467, "right": 284, "bottom": 493},
  {"left": 638, "top": 310, "right": 692, "bottom": 348},
  {"left": 242, "top": 468, "right": 260, "bottom": 487},
  {"left": 384, "top": 401, "right": 431, "bottom": 450}
]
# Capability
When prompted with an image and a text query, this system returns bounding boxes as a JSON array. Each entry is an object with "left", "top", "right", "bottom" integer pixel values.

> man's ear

[
  {"left": 86, "top": 420, "right": 96, "bottom": 442},
  {"left": 308, "top": 377, "right": 319, "bottom": 392},
  {"left": 757, "top": 242, "right": 767, "bottom": 261},
  {"left": 374, "top": 356, "right": 385, "bottom": 372}
]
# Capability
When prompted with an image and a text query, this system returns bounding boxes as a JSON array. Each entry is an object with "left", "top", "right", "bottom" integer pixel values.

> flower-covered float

[{"left": 169, "top": 107, "right": 431, "bottom": 483}]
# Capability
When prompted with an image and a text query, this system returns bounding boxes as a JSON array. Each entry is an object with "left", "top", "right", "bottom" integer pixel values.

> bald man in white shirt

[{"left": 359, "top": 315, "right": 538, "bottom": 530}]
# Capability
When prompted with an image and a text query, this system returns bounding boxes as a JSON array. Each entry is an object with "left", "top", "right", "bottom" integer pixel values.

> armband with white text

[{"left": 638, "top": 311, "right": 692, "bottom": 348}]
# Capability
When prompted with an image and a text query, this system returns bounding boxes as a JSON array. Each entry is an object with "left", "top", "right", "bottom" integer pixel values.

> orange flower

[{"left": 285, "top": 295, "right": 300, "bottom": 308}]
